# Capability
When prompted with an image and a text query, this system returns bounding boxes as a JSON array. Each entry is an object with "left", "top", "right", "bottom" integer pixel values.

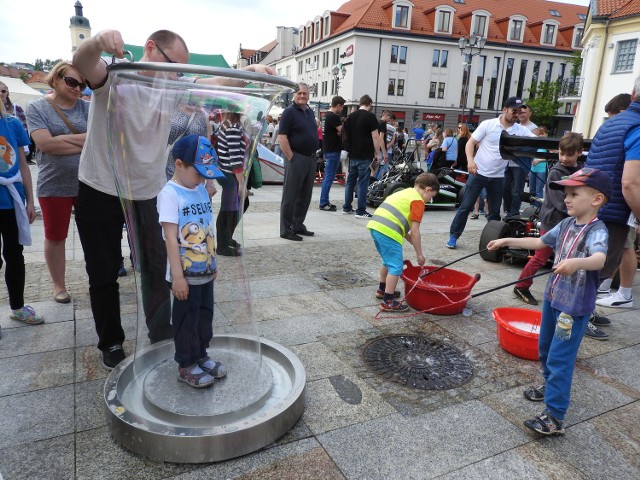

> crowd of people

[{"left": 0, "top": 29, "right": 638, "bottom": 429}]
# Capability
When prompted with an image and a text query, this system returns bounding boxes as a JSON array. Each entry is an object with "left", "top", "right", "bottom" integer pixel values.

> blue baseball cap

[{"left": 172, "top": 135, "right": 224, "bottom": 179}]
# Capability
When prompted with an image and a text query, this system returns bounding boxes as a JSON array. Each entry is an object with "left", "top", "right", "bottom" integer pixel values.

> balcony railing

[{"left": 560, "top": 77, "right": 583, "bottom": 97}]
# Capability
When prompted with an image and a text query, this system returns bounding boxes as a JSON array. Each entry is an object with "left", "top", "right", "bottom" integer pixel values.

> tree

[
  {"left": 34, "top": 58, "right": 64, "bottom": 72},
  {"left": 525, "top": 80, "right": 562, "bottom": 129}
]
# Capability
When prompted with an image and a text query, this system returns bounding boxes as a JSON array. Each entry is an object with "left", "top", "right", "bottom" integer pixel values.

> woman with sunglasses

[{"left": 25, "top": 61, "right": 90, "bottom": 304}]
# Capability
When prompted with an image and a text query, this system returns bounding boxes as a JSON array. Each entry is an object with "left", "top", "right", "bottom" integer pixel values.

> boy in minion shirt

[{"left": 157, "top": 134, "right": 226, "bottom": 388}]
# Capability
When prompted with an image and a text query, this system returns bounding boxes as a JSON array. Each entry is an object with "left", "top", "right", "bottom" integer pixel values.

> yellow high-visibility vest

[{"left": 367, "top": 188, "right": 422, "bottom": 244}]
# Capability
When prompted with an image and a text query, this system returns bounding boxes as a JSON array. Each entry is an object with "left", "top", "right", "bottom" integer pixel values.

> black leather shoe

[
  {"left": 295, "top": 229, "right": 315, "bottom": 236},
  {"left": 280, "top": 232, "right": 303, "bottom": 241}
]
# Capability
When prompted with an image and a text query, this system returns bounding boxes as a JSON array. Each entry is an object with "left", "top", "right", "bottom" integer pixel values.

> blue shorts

[{"left": 370, "top": 229, "right": 404, "bottom": 276}]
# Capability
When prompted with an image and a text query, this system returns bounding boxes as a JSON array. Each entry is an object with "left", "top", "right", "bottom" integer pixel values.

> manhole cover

[{"left": 362, "top": 335, "right": 473, "bottom": 390}]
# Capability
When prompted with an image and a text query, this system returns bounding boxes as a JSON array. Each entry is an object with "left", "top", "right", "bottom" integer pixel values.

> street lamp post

[
  {"left": 458, "top": 34, "right": 486, "bottom": 125},
  {"left": 332, "top": 63, "right": 347, "bottom": 95}
]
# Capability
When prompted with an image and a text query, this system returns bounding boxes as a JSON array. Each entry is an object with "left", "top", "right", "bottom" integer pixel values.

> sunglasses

[
  {"left": 1, "top": 89, "right": 7, "bottom": 94},
  {"left": 155, "top": 43, "right": 177, "bottom": 63},
  {"left": 62, "top": 76, "right": 87, "bottom": 90}
]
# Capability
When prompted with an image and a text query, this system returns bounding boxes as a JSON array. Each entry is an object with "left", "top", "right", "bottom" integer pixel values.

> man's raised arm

[{"left": 73, "top": 30, "right": 125, "bottom": 88}]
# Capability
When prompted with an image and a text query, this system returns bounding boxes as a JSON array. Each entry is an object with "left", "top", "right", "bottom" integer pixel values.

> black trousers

[
  {"left": 279, "top": 152, "right": 316, "bottom": 235},
  {"left": 75, "top": 182, "right": 172, "bottom": 351},
  {"left": 0, "top": 209, "right": 25, "bottom": 310}
]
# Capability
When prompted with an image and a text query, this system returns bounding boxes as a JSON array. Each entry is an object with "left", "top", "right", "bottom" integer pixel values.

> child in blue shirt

[
  {"left": 157, "top": 134, "right": 226, "bottom": 388},
  {"left": 1, "top": 106, "right": 42, "bottom": 333},
  {"left": 488, "top": 168, "right": 611, "bottom": 435}
]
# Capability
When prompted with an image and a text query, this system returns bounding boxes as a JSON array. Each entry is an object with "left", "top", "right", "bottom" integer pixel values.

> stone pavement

[{"left": 1, "top": 174, "right": 639, "bottom": 479}]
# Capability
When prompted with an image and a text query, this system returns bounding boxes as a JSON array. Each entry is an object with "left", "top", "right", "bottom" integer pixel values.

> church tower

[{"left": 69, "top": 1, "right": 91, "bottom": 53}]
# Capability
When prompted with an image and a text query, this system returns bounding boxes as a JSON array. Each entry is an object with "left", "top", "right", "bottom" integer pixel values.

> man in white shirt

[{"left": 447, "top": 97, "right": 536, "bottom": 249}]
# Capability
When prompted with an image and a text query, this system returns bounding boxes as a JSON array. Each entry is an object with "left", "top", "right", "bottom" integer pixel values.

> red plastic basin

[
  {"left": 492, "top": 307, "right": 540, "bottom": 361},
  {"left": 402, "top": 260, "right": 480, "bottom": 315}
]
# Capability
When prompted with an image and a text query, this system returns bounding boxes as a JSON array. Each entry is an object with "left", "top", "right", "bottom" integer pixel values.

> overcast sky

[{"left": 1, "top": 0, "right": 589, "bottom": 68}]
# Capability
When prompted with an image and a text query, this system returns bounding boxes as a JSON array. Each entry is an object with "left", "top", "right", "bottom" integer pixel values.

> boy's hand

[
  {"left": 205, "top": 182, "right": 217, "bottom": 198},
  {"left": 487, "top": 239, "right": 506, "bottom": 251},
  {"left": 171, "top": 277, "right": 189, "bottom": 301},
  {"left": 552, "top": 258, "right": 581, "bottom": 276},
  {"left": 416, "top": 254, "right": 426, "bottom": 266}
]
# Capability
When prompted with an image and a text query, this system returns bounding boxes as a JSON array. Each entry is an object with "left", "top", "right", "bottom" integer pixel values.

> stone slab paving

[{"left": 0, "top": 182, "right": 639, "bottom": 479}]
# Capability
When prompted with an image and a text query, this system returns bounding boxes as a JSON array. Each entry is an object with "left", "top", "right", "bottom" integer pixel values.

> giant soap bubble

[{"left": 102, "top": 60, "right": 304, "bottom": 463}]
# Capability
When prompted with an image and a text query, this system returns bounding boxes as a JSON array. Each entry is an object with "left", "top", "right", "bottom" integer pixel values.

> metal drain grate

[{"left": 362, "top": 335, "right": 473, "bottom": 390}]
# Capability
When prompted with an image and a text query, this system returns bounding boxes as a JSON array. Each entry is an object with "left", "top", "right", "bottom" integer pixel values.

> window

[
  {"left": 437, "top": 10, "right": 452, "bottom": 33},
  {"left": 440, "top": 50, "right": 448, "bottom": 68},
  {"left": 429, "top": 82, "right": 437, "bottom": 98},
  {"left": 321, "top": 81, "right": 328, "bottom": 96},
  {"left": 331, "top": 79, "right": 337, "bottom": 95},
  {"left": 388, "top": 79, "right": 396, "bottom": 95},
  {"left": 298, "top": 61, "right": 303, "bottom": 75},
  {"left": 454, "top": 0, "right": 465, "bottom": 3},
  {"left": 277, "top": 68, "right": 282, "bottom": 76},
  {"left": 473, "top": 15, "right": 487, "bottom": 37},
  {"left": 324, "top": 16, "right": 330, "bottom": 36},
  {"left": 474, "top": 56, "right": 486, "bottom": 108},
  {"left": 315, "top": 20, "right": 321, "bottom": 41},
  {"left": 578, "top": 13, "right": 587, "bottom": 21},
  {"left": 530, "top": 60, "right": 540, "bottom": 98},
  {"left": 391, "top": 45, "right": 399, "bottom": 63},
  {"left": 509, "top": 19, "right": 523, "bottom": 41},
  {"left": 558, "top": 63, "right": 566, "bottom": 83},
  {"left": 399, "top": 46, "right": 408, "bottom": 64},
  {"left": 487, "top": 57, "right": 501, "bottom": 110},
  {"left": 516, "top": 59, "right": 528, "bottom": 98},
  {"left": 545, "top": 62, "right": 554, "bottom": 82},
  {"left": 573, "top": 26, "right": 584, "bottom": 47},
  {"left": 502, "top": 57, "right": 515, "bottom": 107},
  {"left": 438, "top": 82, "right": 446, "bottom": 99},
  {"left": 332, "top": 48, "right": 340, "bottom": 65},
  {"left": 432, "top": 49, "right": 440, "bottom": 67},
  {"left": 543, "top": 24, "right": 556, "bottom": 45},
  {"left": 549, "top": 10, "right": 560, "bottom": 17},
  {"left": 614, "top": 39, "right": 637, "bottom": 72},
  {"left": 286, "top": 66, "right": 291, "bottom": 78},
  {"left": 395, "top": 6, "right": 409, "bottom": 28},
  {"left": 306, "top": 26, "right": 312, "bottom": 44},
  {"left": 397, "top": 79, "right": 405, "bottom": 96},
  {"left": 322, "top": 51, "right": 328, "bottom": 68}
]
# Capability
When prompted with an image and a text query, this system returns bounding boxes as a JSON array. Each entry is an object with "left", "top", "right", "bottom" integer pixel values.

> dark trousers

[
  {"left": 502, "top": 158, "right": 531, "bottom": 217},
  {"left": 280, "top": 152, "right": 316, "bottom": 235},
  {"left": 216, "top": 171, "right": 240, "bottom": 249},
  {"left": 600, "top": 221, "right": 630, "bottom": 281},
  {"left": 172, "top": 280, "right": 214, "bottom": 368},
  {"left": 450, "top": 173, "right": 504, "bottom": 239},
  {"left": 0, "top": 209, "right": 25, "bottom": 310},
  {"left": 75, "top": 182, "right": 172, "bottom": 351}
]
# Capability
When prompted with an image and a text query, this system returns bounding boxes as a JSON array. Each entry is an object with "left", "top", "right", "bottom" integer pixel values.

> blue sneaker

[{"left": 446, "top": 235, "right": 457, "bottom": 249}]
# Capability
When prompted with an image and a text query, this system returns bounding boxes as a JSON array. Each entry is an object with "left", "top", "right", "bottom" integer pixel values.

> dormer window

[
  {"left": 392, "top": 1, "right": 413, "bottom": 29},
  {"left": 314, "top": 17, "right": 322, "bottom": 41},
  {"left": 305, "top": 23, "right": 312, "bottom": 44},
  {"left": 508, "top": 16, "right": 526, "bottom": 42},
  {"left": 395, "top": 6, "right": 409, "bottom": 28},
  {"left": 436, "top": 7, "right": 454, "bottom": 34},
  {"left": 324, "top": 14, "right": 330, "bottom": 36},
  {"left": 549, "top": 10, "right": 561, "bottom": 17},
  {"left": 578, "top": 13, "right": 587, "bottom": 21},
  {"left": 471, "top": 11, "right": 489, "bottom": 37},
  {"left": 299, "top": 26, "right": 305, "bottom": 48},
  {"left": 573, "top": 24, "right": 584, "bottom": 48},
  {"left": 541, "top": 21, "right": 559, "bottom": 46}
]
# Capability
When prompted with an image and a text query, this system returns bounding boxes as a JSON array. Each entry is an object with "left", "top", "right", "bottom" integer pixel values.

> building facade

[
  {"left": 569, "top": 0, "right": 640, "bottom": 137},
  {"left": 254, "top": 0, "right": 587, "bottom": 131}
]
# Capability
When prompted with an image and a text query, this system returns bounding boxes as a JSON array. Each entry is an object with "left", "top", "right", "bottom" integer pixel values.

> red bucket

[
  {"left": 402, "top": 260, "right": 481, "bottom": 315},
  {"left": 492, "top": 307, "right": 540, "bottom": 361}
]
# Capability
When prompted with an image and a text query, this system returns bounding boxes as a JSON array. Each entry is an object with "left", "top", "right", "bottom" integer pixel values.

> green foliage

[
  {"left": 569, "top": 50, "right": 583, "bottom": 78},
  {"left": 33, "top": 58, "right": 64, "bottom": 72},
  {"left": 525, "top": 81, "right": 562, "bottom": 129}
]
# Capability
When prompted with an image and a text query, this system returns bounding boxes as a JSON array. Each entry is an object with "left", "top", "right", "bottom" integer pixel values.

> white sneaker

[
  {"left": 596, "top": 288, "right": 611, "bottom": 298},
  {"left": 595, "top": 291, "right": 633, "bottom": 309}
]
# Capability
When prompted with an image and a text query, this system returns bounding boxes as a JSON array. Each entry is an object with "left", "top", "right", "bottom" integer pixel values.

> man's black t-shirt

[
  {"left": 346, "top": 109, "right": 378, "bottom": 159},
  {"left": 323, "top": 111, "right": 342, "bottom": 153}
]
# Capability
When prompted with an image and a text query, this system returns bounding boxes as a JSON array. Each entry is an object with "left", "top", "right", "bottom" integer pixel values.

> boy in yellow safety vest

[{"left": 367, "top": 172, "right": 440, "bottom": 311}]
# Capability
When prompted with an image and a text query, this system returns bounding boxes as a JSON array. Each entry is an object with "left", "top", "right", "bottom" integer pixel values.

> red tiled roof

[
  {"left": 596, "top": 0, "right": 629, "bottom": 16},
  {"left": 239, "top": 48, "right": 258, "bottom": 59},
  {"left": 610, "top": 0, "right": 640, "bottom": 18},
  {"left": 299, "top": 0, "right": 588, "bottom": 52},
  {"left": 258, "top": 39, "right": 278, "bottom": 53},
  {"left": 25, "top": 71, "right": 48, "bottom": 84}
]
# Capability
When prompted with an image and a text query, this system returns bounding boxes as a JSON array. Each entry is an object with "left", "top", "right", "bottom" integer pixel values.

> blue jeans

[
  {"left": 172, "top": 280, "right": 214, "bottom": 368},
  {"left": 320, "top": 151, "right": 340, "bottom": 207},
  {"left": 449, "top": 173, "right": 504, "bottom": 239},
  {"left": 529, "top": 169, "right": 546, "bottom": 206},
  {"left": 343, "top": 158, "right": 370, "bottom": 214},
  {"left": 503, "top": 157, "right": 531, "bottom": 217},
  {"left": 539, "top": 300, "right": 590, "bottom": 420},
  {"left": 375, "top": 150, "right": 391, "bottom": 180}
]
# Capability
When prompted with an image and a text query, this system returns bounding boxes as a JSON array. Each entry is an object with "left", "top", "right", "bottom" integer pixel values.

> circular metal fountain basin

[{"left": 104, "top": 334, "right": 305, "bottom": 463}]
